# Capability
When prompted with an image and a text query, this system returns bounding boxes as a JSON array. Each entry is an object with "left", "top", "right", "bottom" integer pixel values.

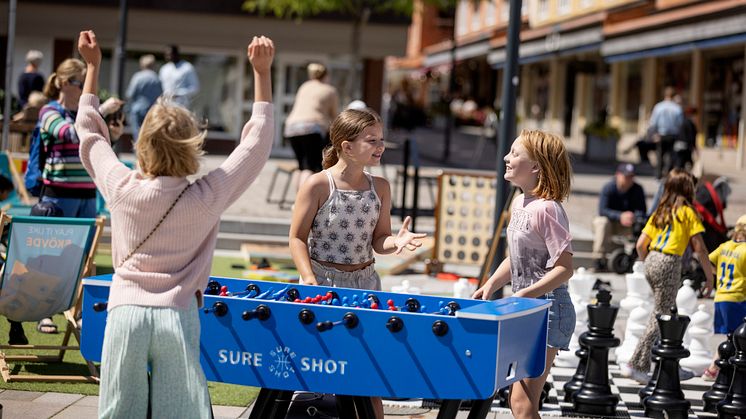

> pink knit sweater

[{"left": 76, "top": 93, "right": 274, "bottom": 310}]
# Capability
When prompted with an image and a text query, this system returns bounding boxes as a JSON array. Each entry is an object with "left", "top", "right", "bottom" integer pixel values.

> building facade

[{"left": 393, "top": 0, "right": 746, "bottom": 168}]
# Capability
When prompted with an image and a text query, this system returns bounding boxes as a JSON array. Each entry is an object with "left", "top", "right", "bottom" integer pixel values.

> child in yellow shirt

[{"left": 702, "top": 214, "right": 746, "bottom": 380}]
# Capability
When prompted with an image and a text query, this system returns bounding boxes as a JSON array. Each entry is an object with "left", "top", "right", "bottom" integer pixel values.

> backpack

[{"left": 24, "top": 100, "right": 65, "bottom": 196}]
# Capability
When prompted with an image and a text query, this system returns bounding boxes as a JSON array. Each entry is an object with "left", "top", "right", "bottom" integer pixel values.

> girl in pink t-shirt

[{"left": 474, "top": 129, "right": 574, "bottom": 419}]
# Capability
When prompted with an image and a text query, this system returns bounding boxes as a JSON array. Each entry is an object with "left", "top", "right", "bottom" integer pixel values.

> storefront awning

[
  {"left": 602, "top": 14, "right": 746, "bottom": 62},
  {"left": 488, "top": 27, "right": 602, "bottom": 68},
  {"left": 423, "top": 39, "right": 492, "bottom": 68}
]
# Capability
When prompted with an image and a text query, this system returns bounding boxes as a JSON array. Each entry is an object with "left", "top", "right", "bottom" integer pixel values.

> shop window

[
  {"left": 485, "top": 0, "right": 496, "bottom": 27},
  {"left": 456, "top": 1, "right": 469, "bottom": 37},
  {"left": 558, "top": 0, "right": 571, "bottom": 15},
  {"left": 703, "top": 54, "right": 743, "bottom": 148}
]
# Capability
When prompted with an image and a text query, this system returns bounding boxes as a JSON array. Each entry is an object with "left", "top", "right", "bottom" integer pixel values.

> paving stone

[
  {"left": 0, "top": 399, "right": 66, "bottom": 419},
  {"left": 50, "top": 404, "right": 98, "bottom": 419},
  {"left": 33, "top": 392, "right": 84, "bottom": 406},
  {"left": 0, "top": 390, "right": 44, "bottom": 401},
  {"left": 213, "top": 404, "right": 248, "bottom": 419},
  {"left": 70, "top": 395, "right": 98, "bottom": 407}
]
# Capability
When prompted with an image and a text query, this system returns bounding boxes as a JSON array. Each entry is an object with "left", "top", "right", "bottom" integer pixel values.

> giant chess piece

[
  {"left": 572, "top": 289, "right": 621, "bottom": 416},
  {"left": 619, "top": 261, "right": 652, "bottom": 312},
  {"left": 702, "top": 333, "right": 736, "bottom": 413},
  {"left": 717, "top": 317, "right": 746, "bottom": 418},
  {"left": 556, "top": 267, "right": 596, "bottom": 368},
  {"left": 563, "top": 335, "right": 589, "bottom": 402},
  {"left": 676, "top": 279, "right": 697, "bottom": 347},
  {"left": 680, "top": 304, "right": 713, "bottom": 375},
  {"left": 639, "top": 352, "right": 662, "bottom": 401},
  {"left": 615, "top": 300, "right": 652, "bottom": 366},
  {"left": 643, "top": 307, "right": 691, "bottom": 419}
]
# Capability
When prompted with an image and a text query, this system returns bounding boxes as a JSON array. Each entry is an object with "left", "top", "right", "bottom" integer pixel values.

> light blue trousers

[{"left": 98, "top": 299, "right": 212, "bottom": 419}]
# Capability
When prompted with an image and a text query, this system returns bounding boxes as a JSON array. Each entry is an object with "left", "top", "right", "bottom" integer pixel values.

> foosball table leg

[
  {"left": 249, "top": 388, "right": 279, "bottom": 419},
  {"left": 351, "top": 396, "right": 376, "bottom": 419},
  {"left": 466, "top": 396, "right": 495, "bottom": 419},
  {"left": 336, "top": 395, "right": 358, "bottom": 418},
  {"left": 436, "top": 399, "right": 462, "bottom": 419},
  {"left": 267, "top": 391, "right": 293, "bottom": 419}
]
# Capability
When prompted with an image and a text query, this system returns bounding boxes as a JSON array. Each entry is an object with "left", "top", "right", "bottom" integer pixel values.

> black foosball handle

[
  {"left": 242, "top": 304, "right": 271, "bottom": 321},
  {"left": 299, "top": 308, "right": 315, "bottom": 325},
  {"left": 93, "top": 302, "right": 108, "bottom": 312},
  {"left": 386, "top": 316, "right": 404, "bottom": 333},
  {"left": 203, "top": 301, "right": 228, "bottom": 317},
  {"left": 317, "top": 312, "right": 359, "bottom": 332}
]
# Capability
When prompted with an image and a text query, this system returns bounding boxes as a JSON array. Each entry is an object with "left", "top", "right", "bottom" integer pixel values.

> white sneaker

[{"left": 621, "top": 363, "right": 650, "bottom": 384}]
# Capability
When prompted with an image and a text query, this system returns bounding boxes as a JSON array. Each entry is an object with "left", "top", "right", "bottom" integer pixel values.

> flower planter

[{"left": 584, "top": 134, "right": 618, "bottom": 162}]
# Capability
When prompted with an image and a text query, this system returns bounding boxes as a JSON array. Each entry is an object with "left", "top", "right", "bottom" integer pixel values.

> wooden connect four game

[{"left": 434, "top": 170, "right": 499, "bottom": 267}]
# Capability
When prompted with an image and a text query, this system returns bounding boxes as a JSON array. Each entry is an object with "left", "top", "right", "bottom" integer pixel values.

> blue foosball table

[{"left": 81, "top": 275, "right": 551, "bottom": 418}]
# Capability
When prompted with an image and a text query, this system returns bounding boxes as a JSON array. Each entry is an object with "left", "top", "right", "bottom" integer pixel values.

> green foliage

[
  {"left": 583, "top": 121, "right": 620, "bottom": 140},
  {"left": 243, "top": 0, "right": 455, "bottom": 19}
]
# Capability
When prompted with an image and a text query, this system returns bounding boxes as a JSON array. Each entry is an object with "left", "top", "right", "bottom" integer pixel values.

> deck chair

[
  {"left": 0, "top": 151, "right": 33, "bottom": 216},
  {"left": 0, "top": 212, "right": 104, "bottom": 382}
]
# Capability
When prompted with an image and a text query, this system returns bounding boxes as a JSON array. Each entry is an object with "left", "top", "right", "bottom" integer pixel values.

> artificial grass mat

[{"left": 0, "top": 253, "right": 273, "bottom": 407}]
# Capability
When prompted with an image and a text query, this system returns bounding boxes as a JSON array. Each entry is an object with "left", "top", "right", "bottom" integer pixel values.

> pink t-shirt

[{"left": 507, "top": 194, "right": 573, "bottom": 293}]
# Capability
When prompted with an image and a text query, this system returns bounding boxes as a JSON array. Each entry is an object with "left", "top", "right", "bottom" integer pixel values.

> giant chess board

[{"left": 384, "top": 361, "right": 718, "bottom": 418}]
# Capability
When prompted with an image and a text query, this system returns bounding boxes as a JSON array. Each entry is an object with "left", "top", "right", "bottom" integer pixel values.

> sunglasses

[{"left": 68, "top": 79, "right": 84, "bottom": 89}]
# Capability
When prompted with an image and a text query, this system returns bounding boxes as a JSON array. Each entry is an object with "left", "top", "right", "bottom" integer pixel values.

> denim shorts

[{"left": 537, "top": 286, "right": 575, "bottom": 351}]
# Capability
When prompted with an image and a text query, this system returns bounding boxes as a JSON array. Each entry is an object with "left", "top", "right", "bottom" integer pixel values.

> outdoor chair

[
  {"left": 0, "top": 151, "right": 33, "bottom": 216},
  {"left": 0, "top": 212, "right": 105, "bottom": 382}
]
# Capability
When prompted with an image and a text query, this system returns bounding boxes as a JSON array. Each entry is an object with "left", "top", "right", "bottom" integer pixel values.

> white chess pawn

[
  {"left": 453, "top": 277, "right": 475, "bottom": 298},
  {"left": 391, "top": 279, "right": 421, "bottom": 294},
  {"left": 568, "top": 267, "right": 595, "bottom": 307},
  {"left": 620, "top": 261, "right": 652, "bottom": 312},
  {"left": 556, "top": 267, "right": 597, "bottom": 368},
  {"left": 680, "top": 304, "right": 714, "bottom": 375},
  {"left": 676, "top": 279, "right": 698, "bottom": 316},
  {"left": 615, "top": 300, "right": 652, "bottom": 365}
]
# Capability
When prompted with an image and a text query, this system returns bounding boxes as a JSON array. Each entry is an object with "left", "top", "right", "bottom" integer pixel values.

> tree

[{"left": 243, "top": 0, "right": 455, "bottom": 104}]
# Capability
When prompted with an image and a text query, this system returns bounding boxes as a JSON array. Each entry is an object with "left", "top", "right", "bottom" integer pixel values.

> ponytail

[
  {"left": 322, "top": 145, "right": 339, "bottom": 170},
  {"left": 43, "top": 73, "right": 60, "bottom": 99}
]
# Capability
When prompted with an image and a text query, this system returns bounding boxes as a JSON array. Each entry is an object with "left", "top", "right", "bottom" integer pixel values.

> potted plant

[{"left": 583, "top": 109, "right": 620, "bottom": 162}]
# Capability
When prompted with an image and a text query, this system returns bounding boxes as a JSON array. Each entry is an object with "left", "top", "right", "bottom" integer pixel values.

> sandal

[
  {"left": 702, "top": 366, "right": 718, "bottom": 382},
  {"left": 36, "top": 318, "right": 58, "bottom": 334}
]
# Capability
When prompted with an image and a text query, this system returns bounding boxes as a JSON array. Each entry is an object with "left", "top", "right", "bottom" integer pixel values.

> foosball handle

[
  {"left": 386, "top": 316, "right": 404, "bottom": 333},
  {"left": 286, "top": 288, "right": 300, "bottom": 301},
  {"left": 432, "top": 320, "right": 449, "bottom": 336},
  {"left": 242, "top": 304, "right": 271, "bottom": 321},
  {"left": 404, "top": 298, "right": 421, "bottom": 313},
  {"left": 299, "top": 309, "right": 315, "bottom": 325},
  {"left": 203, "top": 301, "right": 229, "bottom": 317},
  {"left": 93, "top": 302, "right": 108, "bottom": 312}
]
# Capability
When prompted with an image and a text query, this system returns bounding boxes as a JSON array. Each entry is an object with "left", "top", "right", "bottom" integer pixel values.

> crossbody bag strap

[{"left": 117, "top": 183, "right": 190, "bottom": 268}]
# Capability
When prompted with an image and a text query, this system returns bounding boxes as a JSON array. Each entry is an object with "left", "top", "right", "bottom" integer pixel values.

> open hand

[
  {"left": 393, "top": 216, "right": 427, "bottom": 255},
  {"left": 472, "top": 281, "right": 497, "bottom": 300},
  {"left": 248, "top": 36, "right": 274, "bottom": 75},
  {"left": 77, "top": 30, "right": 101, "bottom": 67}
]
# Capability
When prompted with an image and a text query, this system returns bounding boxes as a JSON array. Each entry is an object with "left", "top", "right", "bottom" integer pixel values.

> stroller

[{"left": 683, "top": 176, "right": 731, "bottom": 293}]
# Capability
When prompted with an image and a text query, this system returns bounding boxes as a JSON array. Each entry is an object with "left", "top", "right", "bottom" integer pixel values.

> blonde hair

[
  {"left": 519, "top": 129, "right": 572, "bottom": 201},
  {"left": 135, "top": 98, "right": 205, "bottom": 178},
  {"left": 139, "top": 54, "right": 156, "bottom": 70},
  {"left": 734, "top": 215, "right": 746, "bottom": 242},
  {"left": 307, "top": 63, "right": 327, "bottom": 80},
  {"left": 43, "top": 58, "right": 85, "bottom": 99},
  {"left": 323, "top": 108, "right": 382, "bottom": 169}
]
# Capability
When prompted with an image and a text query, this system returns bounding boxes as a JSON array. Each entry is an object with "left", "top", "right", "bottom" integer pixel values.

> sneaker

[
  {"left": 702, "top": 367, "right": 718, "bottom": 382},
  {"left": 679, "top": 367, "right": 695, "bottom": 381},
  {"left": 621, "top": 363, "right": 650, "bottom": 384}
]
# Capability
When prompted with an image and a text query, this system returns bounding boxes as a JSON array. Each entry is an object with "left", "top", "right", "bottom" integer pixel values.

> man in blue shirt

[
  {"left": 592, "top": 163, "right": 647, "bottom": 271},
  {"left": 159, "top": 45, "right": 199, "bottom": 110},
  {"left": 126, "top": 54, "right": 162, "bottom": 141},
  {"left": 648, "top": 86, "right": 683, "bottom": 178}
]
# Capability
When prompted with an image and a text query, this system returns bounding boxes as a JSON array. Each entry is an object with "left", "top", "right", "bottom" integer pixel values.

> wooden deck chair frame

[
  {"left": 1, "top": 150, "right": 33, "bottom": 206},
  {"left": 0, "top": 212, "right": 105, "bottom": 383}
]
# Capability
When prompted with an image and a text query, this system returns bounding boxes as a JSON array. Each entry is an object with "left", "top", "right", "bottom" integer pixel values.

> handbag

[{"left": 118, "top": 183, "right": 190, "bottom": 268}]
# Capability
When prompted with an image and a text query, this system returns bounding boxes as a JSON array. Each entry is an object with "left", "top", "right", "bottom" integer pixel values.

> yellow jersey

[
  {"left": 709, "top": 240, "right": 746, "bottom": 303},
  {"left": 642, "top": 206, "right": 704, "bottom": 256}
]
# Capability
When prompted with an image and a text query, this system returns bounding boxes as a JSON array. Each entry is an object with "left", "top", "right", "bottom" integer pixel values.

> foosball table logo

[{"left": 269, "top": 345, "right": 296, "bottom": 378}]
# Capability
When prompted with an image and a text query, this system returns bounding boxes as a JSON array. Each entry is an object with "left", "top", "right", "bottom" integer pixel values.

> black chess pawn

[
  {"left": 717, "top": 317, "right": 746, "bottom": 418},
  {"left": 563, "top": 335, "right": 589, "bottom": 402},
  {"left": 572, "top": 289, "right": 620, "bottom": 416},
  {"left": 643, "top": 307, "right": 691, "bottom": 419},
  {"left": 702, "top": 333, "right": 736, "bottom": 412}
]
